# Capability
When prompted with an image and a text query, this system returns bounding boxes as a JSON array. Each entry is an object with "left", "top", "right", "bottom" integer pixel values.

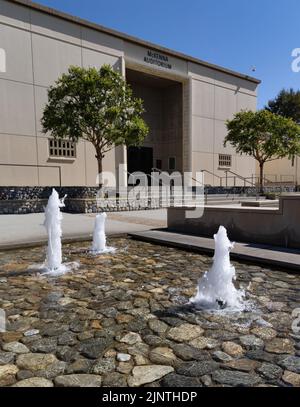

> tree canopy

[
  {"left": 225, "top": 109, "right": 300, "bottom": 191},
  {"left": 42, "top": 65, "right": 149, "bottom": 187},
  {"left": 266, "top": 88, "right": 300, "bottom": 123}
]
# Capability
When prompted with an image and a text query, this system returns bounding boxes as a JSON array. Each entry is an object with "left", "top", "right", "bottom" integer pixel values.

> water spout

[
  {"left": 30, "top": 189, "right": 79, "bottom": 276},
  {"left": 90, "top": 213, "right": 116, "bottom": 254},
  {"left": 190, "top": 225, "right": 245, "bottom": 310},
  {"left": 44, "top": 188, "right": 66, "bottom": 271}
]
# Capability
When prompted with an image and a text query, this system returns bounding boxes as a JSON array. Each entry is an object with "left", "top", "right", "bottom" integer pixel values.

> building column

[
  {"left": 182, "top": 76, "right": 193, "bottom": 186},
  {"left": 115, "top": 56, "right": 127, "bottom": 190}
]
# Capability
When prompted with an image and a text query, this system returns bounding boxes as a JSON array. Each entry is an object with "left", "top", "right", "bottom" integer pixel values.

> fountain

[
  {"left": 90, "top": 213, "right": 116, "bottom": 254},
  {"left": 44, "top": 188, "right": 66, "bottom": 272},
  {"left": 30, "top": 189, "right": 79, "bottom": 276},
  {"left": 190, "top": 225, "right": 245, "bottom": 310}
]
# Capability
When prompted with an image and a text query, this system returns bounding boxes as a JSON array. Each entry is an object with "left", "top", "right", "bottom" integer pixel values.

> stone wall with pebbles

[
  {"left": 2, "top": 185, "right": 295, "bottom": 214},
  {"left": 0, "top": 238, "right": 299, "bottom": 387}
]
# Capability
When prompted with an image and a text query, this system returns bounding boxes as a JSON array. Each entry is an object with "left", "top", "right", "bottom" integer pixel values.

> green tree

[
  {"left": 42, "top": 65, "right": 149, "bottom": 187},
  {"left": 266, "top": 88, "right": 300, "bottom": 123},
  {"left": 225, "top": 110, "right": 300, "bottom": 193}
]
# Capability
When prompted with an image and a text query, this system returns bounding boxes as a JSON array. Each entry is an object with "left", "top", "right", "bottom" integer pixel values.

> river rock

[
  {"left": 92, "top": 357, "right": 115, "bottom": 374},
  {"left": 265, "top": 338, "right": 294, "bottom": 354},
  {"left": 222, "top": 341, "right": 244, "bottom": 357},
  {"left": 167, "top": 324, "right": 204, "bottom": 342},
  {"left": 250, "top": 327, "right": 277, "bottom": 340},
  {"left": 239, "top": 335, "right": 264, "bottom": 350},
  {"left": 23, "top": 329, "right": 40, "bottom": 337},
  {"left": 128, "top": 365, "right": 174, "bottom": 387},
  {"left": 16, "top": 353, "right": 58, "bottom": 371},
  {"left": 212, "top": 370, "right": 261, "bottom": 386},
  {"left": 176, "top": 360, "right": 219, "bottom": 377},
  {"left": 2, "top": 341, "right": 29, "bottom": 354},
  {"left": 282, "top": 370, "right": 300, "bottom": 386},
  {"left": 0, "top": 364, "right": 19, "bottom": 386},
  {"left": 0, "top": 351, "right": 15, "bottom": 365},
  {"left": 148, "top": 319, "right": 169, "bottom": 334},
  {"left": 257, "top": 362, "right": 283, "bottom": 380},
  {"left": 117, "top": 353, "right": 131, "bottom": 362},
  {"left": 79, "top": 337, "right": 112, "bottom": 359},
  {"left": 102, "top": 372, "right": 127, "bottom": 387},
  {"left": 119, "top": 332, "right": 142, "bottom": 345},
  {"left": 54, "top": 374, "right": 102, "bottom": 387},
  {"left": 223, "top": 358, "right": 259, "bottom": 372},
  {"left": 212, "top": 351, "right": 233, "bottom": 362},
  {"left": 161, "top": 373, "right": 202, "bottom": 387},
  {"left": 13, "top": 377, "right": 53, "bottom": 387},
  {"left": 149, "top": 347, "right": 177, "bottom": 365},
  {"left": 189, "top": 337, "right": 219, "bottom": 350},
  {"left": 278, "top": 356, "right": 300, "bottom": 373},
  {"left": 172, "top": 343, "right": 210, "bottom": 361},
  {"left": 30, "top": 338, "right": 57, "bottom": 353}
]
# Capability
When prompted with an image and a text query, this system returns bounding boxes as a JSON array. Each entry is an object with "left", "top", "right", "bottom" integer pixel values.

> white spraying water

[
  {"left": 44, "top": 188, "right": 65, "bottom": 271},
  {"left": 190, "top": 225, "right": 245, "bottom": 310},
  {"left": 90, "top": 213, "right": 116, "bottom": 254},
  {"left": 30, "top": 189, "right": 79, "bottom": 276}
]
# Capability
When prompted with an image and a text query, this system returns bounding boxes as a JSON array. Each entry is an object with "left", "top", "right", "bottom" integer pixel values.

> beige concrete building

[
  {"left": 261, "top": 157, "right": 300, "bottom": 187},
  {"left": 0, "top": 0, "right": 260, "bottom": 190}
]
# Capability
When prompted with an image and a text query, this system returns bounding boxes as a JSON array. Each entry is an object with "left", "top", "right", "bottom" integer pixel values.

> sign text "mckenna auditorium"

[{"left": 144, "top": 50, "right": 172, "bottom": 69}]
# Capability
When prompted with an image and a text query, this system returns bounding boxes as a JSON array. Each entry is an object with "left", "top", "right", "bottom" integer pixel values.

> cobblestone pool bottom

[{"left": 0, "top": 237, "right": 299, "bottom": 387}]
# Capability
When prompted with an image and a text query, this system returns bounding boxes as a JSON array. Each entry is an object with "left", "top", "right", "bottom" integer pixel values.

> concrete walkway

[
  {"left": 0, "top": 209, "right": 167, "bottom": 250},
  {"left": 129, "top": 229, "right": 300, "bottom": 272}
]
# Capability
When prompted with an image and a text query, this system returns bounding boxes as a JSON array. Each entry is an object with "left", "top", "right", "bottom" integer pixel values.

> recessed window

[
  {"left": 49, "top": 139, "right": 76, "bottom": 158},
  {"left": 168, "top": 157, "right": 176, "bottom": 171},
  {"left": 218, "top": 154, "right": 231, "bottom": 167},
  {"left": 156, "top": 159, "right": 162, "bottom": 170}
]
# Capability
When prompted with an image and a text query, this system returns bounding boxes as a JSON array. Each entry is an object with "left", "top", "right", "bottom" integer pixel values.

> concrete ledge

[
  {"left": 241, "top": 200, "right": 279, "bottom": 207},
  {"left": 129, "top": 229, "right": 300, "bottom": 272},
  {"left": 168, "top": 193, "right": 300, "bottom": 249}
]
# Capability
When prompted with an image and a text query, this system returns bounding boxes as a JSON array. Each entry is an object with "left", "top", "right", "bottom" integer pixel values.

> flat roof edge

[{"left": 7, "top": 0, "right": 261, "bottom": 85}]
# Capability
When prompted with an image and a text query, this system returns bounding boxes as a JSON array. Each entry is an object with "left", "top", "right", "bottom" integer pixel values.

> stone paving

[{"left": 0, "top": 238, "right": 299, "bottom": 387}]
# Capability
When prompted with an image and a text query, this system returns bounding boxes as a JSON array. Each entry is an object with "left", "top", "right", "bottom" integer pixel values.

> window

[
  {"left": 156, "top": 159, "right": 162, "bottom": 170},
  {"left": 218, "top": 154, "right": 231, "bottom": 167},
  {"left": 48, "top": 139, "right": 76, "bottom": 158},
  {"left": 168, "top": 157, "right": 176, "bottom": 171}
]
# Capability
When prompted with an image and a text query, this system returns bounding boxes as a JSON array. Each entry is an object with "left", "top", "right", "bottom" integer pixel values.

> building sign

[
  {"left": 144, "top": 50, "right": 172, "bottom": 70},
  {"left": 0, "top": 48, "right": 6, "bottom": 73}
]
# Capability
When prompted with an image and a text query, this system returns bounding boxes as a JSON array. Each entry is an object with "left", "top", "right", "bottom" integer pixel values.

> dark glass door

[{"left": 127, "top": 146, "right": 153, "bottom": 184}]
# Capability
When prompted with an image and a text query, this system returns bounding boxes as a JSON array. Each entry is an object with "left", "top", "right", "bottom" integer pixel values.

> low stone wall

[
  {"left": 0, "top": 185, "right": 298, "bottom": 214},
  {"left": 0, "top": 199, "right": 48, "bottom": 214},
  {"left": 168, "top": 194, "right": 300, "bottom": 249},
  {"left": 65, "top": 197, "right": 161, "bottom": 213},
  {"left": 0, "top": 186, "right": 100, "bottom": 201}
]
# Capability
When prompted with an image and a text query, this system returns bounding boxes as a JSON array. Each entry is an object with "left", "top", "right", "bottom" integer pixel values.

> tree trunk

[
  {"left": 259, "top": 161, "right": 264, "bottom": 195},
  {"left": 96, "top": 154, "right": 103, "bottom": 189}
]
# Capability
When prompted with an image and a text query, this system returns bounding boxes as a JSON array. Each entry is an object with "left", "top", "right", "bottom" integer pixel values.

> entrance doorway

[
  {"left": 127, "top": 146, "right": 153, "bottom": 184},
  {"left": 125, "top": 68, "right": 183, "bottom": 180}
]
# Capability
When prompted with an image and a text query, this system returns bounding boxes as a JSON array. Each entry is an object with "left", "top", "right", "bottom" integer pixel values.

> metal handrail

[
  {"left": 200, "top": 169, "right": 223, "bottom": 186},
  {"left": 224, "top": 169, "right": 256, "bottom": 187}
]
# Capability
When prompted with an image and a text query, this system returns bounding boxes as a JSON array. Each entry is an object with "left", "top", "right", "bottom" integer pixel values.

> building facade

[{"left": 0, "top": 0, "right": 260, "bottom": 191}]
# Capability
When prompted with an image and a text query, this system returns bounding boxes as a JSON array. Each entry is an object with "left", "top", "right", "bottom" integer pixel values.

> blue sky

[{"left": 36, "top": 0, "right": 300, "bottom": 108}]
